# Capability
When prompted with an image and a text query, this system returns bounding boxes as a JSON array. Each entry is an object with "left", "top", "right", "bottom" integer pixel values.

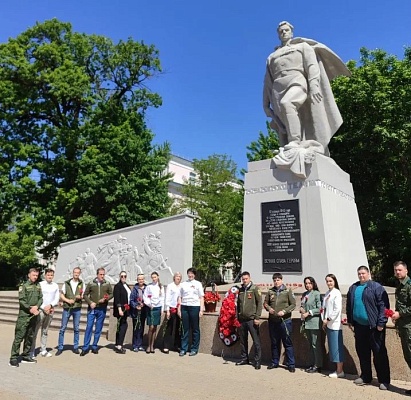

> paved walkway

[{"left": 0, "top": 323, "right": 410, "bottom": 400}]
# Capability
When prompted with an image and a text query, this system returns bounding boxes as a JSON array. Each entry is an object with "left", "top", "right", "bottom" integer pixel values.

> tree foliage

[
  {"left": 242, "top": 121, "right": 280, "bottom": 175},
  {"left": 330, "top": 47, "right": 411, "bottom": 282},
  {"left": 0, "top": 19, "right": 171, "bottom": 271},
  {"left": 175, "top": 155, "right": 243, "bottom": 283}
]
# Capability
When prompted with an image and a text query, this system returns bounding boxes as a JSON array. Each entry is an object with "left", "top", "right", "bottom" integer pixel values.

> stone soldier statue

[{"left": 263, "top": 21, "right": 351, "bottom": 177}]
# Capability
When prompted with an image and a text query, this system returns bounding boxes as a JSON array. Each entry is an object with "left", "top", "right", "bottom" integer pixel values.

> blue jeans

[
  {"left": 132, "top": 310, "right": 147, "bottom": 349},
  {"left": 58, "top": 308, "right": 81, "bottom": 350},
  {"left": 83, "top": 307, "right": 107, "bottom": 351},
  {"left": 268, "top": 319, "right": 295, "bottom": 367},
  {"left": 181, "top": 305, "right": 200, "bottom": 353}
]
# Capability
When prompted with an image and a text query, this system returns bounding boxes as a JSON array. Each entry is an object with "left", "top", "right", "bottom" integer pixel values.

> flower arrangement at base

[
  {"left": 204, "top": 291, "right": 221, "bottom": 304},
  {"left": 218, "top": 286, "right": 241, "bottom": 346}
]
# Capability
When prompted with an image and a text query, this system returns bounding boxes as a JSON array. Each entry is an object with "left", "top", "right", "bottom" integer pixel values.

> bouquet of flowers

[
  {"left": 134, "top": 297, "right": 143, "bottom": 331},
  {"left": 204, "top": 291, "right": 221, "bottom": 304},
  {"left": 218, "top": 287, "right": 241, "bottom": 346}
]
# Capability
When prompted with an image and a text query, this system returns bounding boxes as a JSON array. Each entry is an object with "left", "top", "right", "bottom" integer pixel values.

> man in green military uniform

[
  {"left": 235, "top": 271, "right": 262, "bottom": 369},
  {"left": 264, "top": 273, "right": 296, "bottom": 372},
  {"left": 9, "top": 268, "right": 43, "bottom": 367},
  {"left": 392, "top": 261, "right": 411, "bottom": 396}
]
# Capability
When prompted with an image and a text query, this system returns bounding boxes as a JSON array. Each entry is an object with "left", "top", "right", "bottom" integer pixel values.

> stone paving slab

[{"left": 0, "top": 322, "right": 410, "bottom": 399}]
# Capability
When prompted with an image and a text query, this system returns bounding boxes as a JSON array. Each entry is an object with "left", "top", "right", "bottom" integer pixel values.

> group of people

[
  {"left": 8, "top": 261, "right": 411, "bottom": 395},
  {"left": 235, "top": 263, "right": 411, "bottom": 395},
  {"left": 8, "top": 266, "right": 205, "bottom": 368}
]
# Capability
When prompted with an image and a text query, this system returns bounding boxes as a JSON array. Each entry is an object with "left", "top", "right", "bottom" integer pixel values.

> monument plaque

[{"left": 261, "top": 199, "right": 302, "bottom": 273}]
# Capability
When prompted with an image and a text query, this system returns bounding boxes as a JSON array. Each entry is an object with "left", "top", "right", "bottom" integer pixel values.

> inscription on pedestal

[{"left": 261, "top": 200, "right": 302, "bottom": 273}]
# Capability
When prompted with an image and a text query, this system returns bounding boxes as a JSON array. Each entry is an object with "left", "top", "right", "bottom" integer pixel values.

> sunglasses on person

[{"left": 120, "top": 274, "right": 127, "bottom": 278}]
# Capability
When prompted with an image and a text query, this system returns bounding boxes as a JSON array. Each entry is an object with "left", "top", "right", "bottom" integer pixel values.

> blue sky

[{"left": 1, "top": 1, "right": 410, "bottom": 172}]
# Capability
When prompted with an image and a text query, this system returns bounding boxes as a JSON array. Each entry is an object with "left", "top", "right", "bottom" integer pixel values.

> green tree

[
  {"left": 330, "top": 47, "right": 411, "bottom": 283},
  {"left": 242, "top": 121, "right": 280, "bottom": 175},
  {"left": 0, "top": 19, "right": 171, "bottom": 267},
  {"left": 176, "top": 155, "right": 243, "bottom": 283}
]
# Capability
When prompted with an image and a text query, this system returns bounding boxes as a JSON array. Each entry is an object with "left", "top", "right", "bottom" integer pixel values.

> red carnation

[
  {"left": 124, "top": 304, "right": 130, "bottom": 311},
  {"left": 384, "top": 309, "right": 394, "bottom": 318}
]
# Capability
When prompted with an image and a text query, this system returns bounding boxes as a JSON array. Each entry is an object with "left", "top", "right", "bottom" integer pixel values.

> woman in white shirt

[
  {"left": 178, "top": 268, "right": 204, "bottom": 356},
  {"left": 162, "top": 272, "right": 182, "bottom": 353},
  {"left": 143, "top": 271, "right": 164, "bottom": 354},
  {"left": 322, "top": 273, "right": 345, "bottom": 378}
]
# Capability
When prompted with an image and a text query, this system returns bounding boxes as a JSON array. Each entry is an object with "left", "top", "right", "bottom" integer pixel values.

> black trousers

[
  {"left": 239, "top": 320, "right": 261, "bottom": 364},
  {"left": 115, "top": 315, "right": 128, "bottom": 347},
  {"left": 163, "top": 312, "right": 181, "bottom": 350},
  {"left": 354, "top": 324, "right": 390, "bottom": 384}
]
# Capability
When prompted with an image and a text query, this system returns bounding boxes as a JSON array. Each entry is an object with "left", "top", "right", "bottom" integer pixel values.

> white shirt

[
  {"left": 40, "top": 280, "right": 60, "bottom": 309},
  {"left": 124, "top": 283, "right": 131, "bottom": 303},
  {"left": 165, "top": 282, "right": 181, "bottom": 311},
  {"left": 322, "top": 288, "right": 342, "bottom": 330},
  {"left": 61, "top": 279, "right": 81, "bottom": 295},
  {"left": 143, "top": 282, "right": 164, "bottom": 309},
  {"left": 179, "top": 279, "right": 204, "bottom": 306}
]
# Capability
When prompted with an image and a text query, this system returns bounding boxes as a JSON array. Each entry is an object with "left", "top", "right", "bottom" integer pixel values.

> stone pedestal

[{"left": 242, "top": 155, "right": 367, "bottom": 286}]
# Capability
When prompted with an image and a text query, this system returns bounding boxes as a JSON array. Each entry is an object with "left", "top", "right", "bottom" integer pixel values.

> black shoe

[
  {"left": 80, "top": 350, "right": 89, "bottom": 356},
  {"left": 288, "top": 367, "right": 296, "bottom": 373},
  {"left": 235, "top": 360, "right": 250, "bottom": 366},
  {"left": 115, "top": 347, "right": 126, "bottom": 354},
  {"left": 55, "top": 350, "right": 63, "bottom": 356},
  {"left": 267, "top": 364, "right": 279, "bottom": 370},
  {"left": 9, "top": 359, "right": 19, "bottom": 368},
  {"left": 307, "top": 366, "right": 321, "bottom": 373},
  {"left": 405, "top": 389, "right": 411, "bottom": 396},
  {"left": 255, "top": 364, "right": 261, "bottom": 370},
  {"left": 91, "top": 348, "right": 98, "bottom": 354},
  {"left": 21, "top": 357, "right": 36, "bottom": 364},
  {"left": 72, "top": 349, "right": 80, "bottom": 355}
]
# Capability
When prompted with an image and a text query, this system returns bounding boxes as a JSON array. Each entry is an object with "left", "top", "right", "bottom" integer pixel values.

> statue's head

[{"left": 277, "top": 21, "right": 294, "bottom": 42}]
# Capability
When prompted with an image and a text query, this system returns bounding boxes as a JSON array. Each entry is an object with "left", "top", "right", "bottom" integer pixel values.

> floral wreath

[{"left": 218, "top": 286, "right": 241, "bottom": 346}]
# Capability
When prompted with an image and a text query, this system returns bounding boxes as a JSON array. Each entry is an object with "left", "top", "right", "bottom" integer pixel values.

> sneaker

[
  {"left": 133, "top": 347, "right": 139, "bottom": 352},
  {"left": 137, "top": 347, "right": 145, "bottom": 352},
  {"left": 9, "top": 359, "right": 19, "bottom": 368},
  {"left": 329, "top": 371, "right": 345, "bottom": 378},
  {"left": 29, "top": 352, "right": 36, "bottom": 359},
  {"left": 21, "top": 357, "right": 37, "bottom": 364},
  {"left": 40, "top": 351, "right": 52, "bottom": 358},
  {"left": 354, "top": 377, "right": 370, "bottom": 386},
  {"left": 379, "top": 383, "right": 389, "bottom": 391}
]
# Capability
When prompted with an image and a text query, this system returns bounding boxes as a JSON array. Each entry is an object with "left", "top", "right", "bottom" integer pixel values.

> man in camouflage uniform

[
  {"left": 263, "top": 273, "right": 296, "bottom": 372},
  {"left": 235, "top": 271, "right": 262, "bottom": 369},
  {"left": 392, "top": 261, "right": 411, "bottom": 396},
  {"left": 9, "top": 268, "right": 43, "bottom": 367}
]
